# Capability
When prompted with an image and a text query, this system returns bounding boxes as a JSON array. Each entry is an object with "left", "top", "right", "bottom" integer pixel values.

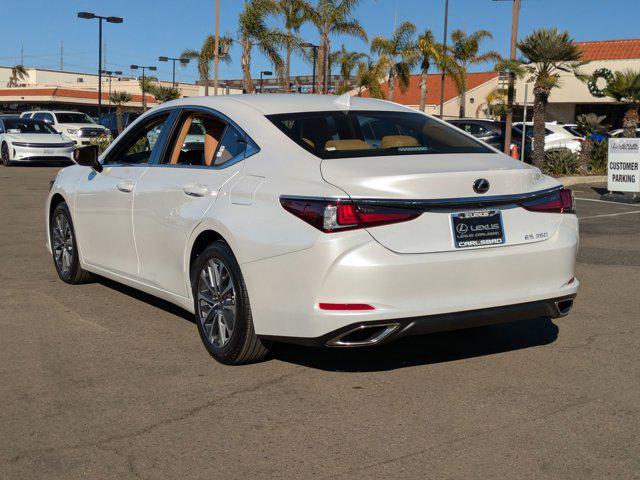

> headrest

[
  {"left": 325, "top": 139, "right": 371, "bottom": 151},
  {"left": 380, "top": 135, "right": 420, "bottom": 149}
]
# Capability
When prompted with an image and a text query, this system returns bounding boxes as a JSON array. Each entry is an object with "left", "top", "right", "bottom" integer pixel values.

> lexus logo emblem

[
  {"left": 473, "top": 178, "right": 490, "bottom": 194},
  {"left": 456, "top": 224, "right": 468, "bottom": 234}
]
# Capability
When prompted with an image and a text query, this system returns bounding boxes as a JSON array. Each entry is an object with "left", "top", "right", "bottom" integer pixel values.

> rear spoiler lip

[{"left": 351, "top": 185, "right": 564, "bottom": 210}]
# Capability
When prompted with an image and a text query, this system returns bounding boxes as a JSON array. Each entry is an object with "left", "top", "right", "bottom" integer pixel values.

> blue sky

[{"left": 2, "top": 0, "right": 639, "bottom": 83}]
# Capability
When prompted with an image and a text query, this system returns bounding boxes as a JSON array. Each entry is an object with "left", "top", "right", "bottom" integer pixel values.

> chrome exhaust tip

[
  {"left": 326, "top": 322, "right": 401, "bottom": 347},
  {"left": 554, "top": 299, "right": 574, "bottom": 317}
]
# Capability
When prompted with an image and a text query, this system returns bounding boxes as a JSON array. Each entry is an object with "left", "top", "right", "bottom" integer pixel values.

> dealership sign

[{"left": 608, "top": 138, "right": 640, "bottom": 193}]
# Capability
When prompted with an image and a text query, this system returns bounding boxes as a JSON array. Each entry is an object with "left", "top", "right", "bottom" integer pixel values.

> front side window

[
  {"left": 34, "top": 112, "right": 54, "bottom": 124},
  {"left": 164, "top": 112, "right": 245, "bottom": 167},
  {"left": 105, "top": 114, "right": 169, "bottom": 165},
  {"left": 267, "top": 110, "right": 491, "bottom": 159}
]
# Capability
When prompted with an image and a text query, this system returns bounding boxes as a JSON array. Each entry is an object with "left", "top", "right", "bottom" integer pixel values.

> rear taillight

[
  {"left": 280, "top": 197, "right": 422, "bottom": 232},
  {"left": 521, "top": 188, "right": 575, "bottom": 214}
]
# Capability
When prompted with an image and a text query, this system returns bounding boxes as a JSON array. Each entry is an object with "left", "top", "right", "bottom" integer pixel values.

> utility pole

[
  {"left": 20, "top": 44, "right": 24, "bottom": 65},
  {"left": 213, "top": 0, "right": 220, "bottom": 96},
  {"left": 503, "top": 0, "right": 521, "bottom": 155},
  {"left": 438, "top": 0, "right": 449, "bottom": 118},
  {"left": 60, "top": 41, "right": 64, "bottom": 70}
]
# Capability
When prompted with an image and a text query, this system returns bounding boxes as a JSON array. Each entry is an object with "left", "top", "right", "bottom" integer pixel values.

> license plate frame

[{"left": 451, "top": 210, "right": 505, "bottom": 248}]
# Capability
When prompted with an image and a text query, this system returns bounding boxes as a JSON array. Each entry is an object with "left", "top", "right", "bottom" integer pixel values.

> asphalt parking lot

[{"left": 1, "top": 166, "right": 639, "bottom": 480}]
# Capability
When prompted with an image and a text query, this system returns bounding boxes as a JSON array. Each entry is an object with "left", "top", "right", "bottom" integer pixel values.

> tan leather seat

[
  {"left": 325, "top": 139, "right": 371, "bottom": 151},
  {"left": 380, "top": 135, "right": 420, "bottom": 149},
  {"left": 169, "top": 117, "right": 193, "bottom": 164},
  {"left": 302, "top": 137, "right": 315, "bottom": 148}
]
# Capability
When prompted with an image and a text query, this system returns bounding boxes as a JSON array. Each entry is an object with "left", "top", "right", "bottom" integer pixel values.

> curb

[{"left": 556, "top": 175, "right": 607, "bottom": 187}]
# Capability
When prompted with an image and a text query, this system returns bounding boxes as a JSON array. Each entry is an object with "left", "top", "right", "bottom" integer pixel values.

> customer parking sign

[{"left": 608, "top": 138, "right": 640, "bottom": 193}]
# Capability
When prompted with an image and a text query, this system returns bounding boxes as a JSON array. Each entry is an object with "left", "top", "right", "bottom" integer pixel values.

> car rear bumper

[
  {"left": 242, "top": 214, "right": 579, "bottom": 340},
  {"left": 260, "top": 294, "right": 577, "bottom": 347}
]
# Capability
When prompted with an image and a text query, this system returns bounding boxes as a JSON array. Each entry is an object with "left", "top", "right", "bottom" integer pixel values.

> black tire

[
  {"left": 50, "top": 202, "right": 94, "bottom": 284},
  {"left": 1, "top": 142, "right": 12, "bottom": 166},
  {"left": 191, "top": 241, "right": 271, "bottom": 365}
]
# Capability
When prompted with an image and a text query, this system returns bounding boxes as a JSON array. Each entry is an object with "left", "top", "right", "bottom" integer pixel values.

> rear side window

[{"left": 267, "top": 110, "right": 491, "bottom": 159}]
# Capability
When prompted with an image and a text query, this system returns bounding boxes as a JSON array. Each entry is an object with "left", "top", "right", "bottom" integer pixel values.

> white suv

[{"left": 20, "top": 110, "right": 111, "bottom": 146}]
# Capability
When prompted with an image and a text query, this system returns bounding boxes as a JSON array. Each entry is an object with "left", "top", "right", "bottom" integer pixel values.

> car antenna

[{"left": 334, "top": 92, "right": 351, "bottom": 110}]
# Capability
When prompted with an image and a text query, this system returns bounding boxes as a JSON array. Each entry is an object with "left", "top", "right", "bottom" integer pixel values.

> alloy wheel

[
  {"left": 197, "top": 258, "right": 237, "bottom": 348},
  {"left": 52, "top": 213, "right": 74, "bottom": 276},
  {"left": 1, "top": 144, "right": 9, "bottom": 166}
]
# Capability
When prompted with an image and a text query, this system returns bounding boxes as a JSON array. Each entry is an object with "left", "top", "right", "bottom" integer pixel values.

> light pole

[
  {"left": 303, "top": 43, "right": 319, "bottom": 94},
  {"left": 158, "top": 56, "right": 186, "bottom": 87},
  {"left": 131, "top": 64, "right": 157, "bottom": 111},
  {"left": 77, "top": 12, "right": 123, "bottom": 118},
  {"left": 214, "top": 0, "right": 220, "bottom": 95},
  {"left": 438, "top": 0, "right": 449, "bottom": 118},
  {"left": 259, "top": 71, "right": 272, "bottom": 93},
  {"left": 101, "top": 70, "right": 122, "bottom": 113},
  {"left": 497, "top": 0, "right": 521, "bottom": 155}
]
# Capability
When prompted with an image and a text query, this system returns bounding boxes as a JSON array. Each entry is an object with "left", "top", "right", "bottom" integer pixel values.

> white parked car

[
  {"left": 46, "top": 95, "right": 579, "bottom": 364},
  {"left": 609, "top": 128, "right": 640, "bottom": 138},
  {"left": 515, "top": 122, "right": 582, "bottom": 154},
  {"left": 21, "top": 110, "right": 110, "bottom": 146},
  {"left": 1, "top": 117, "right": 76, "bottom": 165}
]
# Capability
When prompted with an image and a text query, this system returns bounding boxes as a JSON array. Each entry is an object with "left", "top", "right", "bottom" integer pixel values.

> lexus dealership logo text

[{"left": 473, "top": 178, "right": 490, "bottom": 194}]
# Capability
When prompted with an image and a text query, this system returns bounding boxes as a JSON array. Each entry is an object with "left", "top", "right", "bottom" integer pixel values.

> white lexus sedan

[
  {"left": 1, "top": 117, "right": 76, "bottom": 165},
  {"left": 46, "top": 95, "right": 579, "bottom": 364}
]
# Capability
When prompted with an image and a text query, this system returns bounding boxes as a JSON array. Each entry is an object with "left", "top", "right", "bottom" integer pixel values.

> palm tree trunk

[
  {"left": 419, "top": 72, "right": 427, "bottom": 112},
  {"left": 388, "top": 74, "right": 396, "bottom": 102},
  {"left": 532, "top": 86, "right": 549, "bottom": 169},
  {"left": 578, "top": 138, "right": 592, "bottom": 175},
  {"left": 322, "top": 30, "right": 330, "bottom": 94},
  {"left": 116, "top": 106, "right": 123, "bottom": 134},
  {"left": 623, "top": 106, "right": 639, "bottom": 138},
  {"left": 241, "top": 40, "right": 254, "bottom": 93},
  {"left": 459, "top": 88, "right": 466, "bottom": 118},
  {"left": 285, "top": 33, "right": 292, "bottom": 92},
  {"left": 203, "top": 77, "right": 209, "bottom": 97}
]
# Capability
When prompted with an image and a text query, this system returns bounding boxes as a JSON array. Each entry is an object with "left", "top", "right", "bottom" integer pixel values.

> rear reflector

[
  {"left": 521, "top": 188, "right": 575, "bottom": 214},
  {"left": 319, "top": 303, "right": 375, "bottom": 311},
  {"left": 280, "top": 197, "right": 421, "bottom": 232}
]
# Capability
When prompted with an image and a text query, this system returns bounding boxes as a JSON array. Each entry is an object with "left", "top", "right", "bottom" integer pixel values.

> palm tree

[
  {"left": 305, "top": 0, "right": 368, "bottom": 94},
  {"left": 603, "top": 69, "right": 640, "bottom": 138},
  {"left": 576, "top": 113, "right": 609, "bottom": 174},
  {"left": 480, "top": 87, "right": 508, "bottom": 119},
  {"left": 330, "top": 44, "right": 368, "bottom": 92},
  {"left": 371, "top": 21, "right": 417, "bottom": 102},
  {"left": 517, "top": 28, "right": 586, "bottom": 168},
  {"left": 181, "top": 35, "right": 232, "bottom": 96},
  {"left": 355, "top": 59, "right": 384, "bottom": 98},
  {"left": 109, "top": 91, "right": 132, "bottom": 134},
  {"left": 450, "top": 29, "right": 502, "bottom": 118},
  {"left": 7, "top": 65, "right": 28, "bottom": 87},
  {"left": 153, "top": 85, "right": 182, "bottom": 103},
  {"left": 275, "top": 0, "right": 310, "bottom": 91},
  {"left": 415, "top": 30, "right": 458, "bottom": 113},
  {"left": 138, "top": 75, "right": 159, "bottom": 111},
  {"left": 238, "top": 0, "right": 286, "bottom": 93}
]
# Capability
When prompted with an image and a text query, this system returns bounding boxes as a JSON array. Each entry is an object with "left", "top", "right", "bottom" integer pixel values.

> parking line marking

[
  {"left": 575, "top": 197, "right": 640, "bottom": 207},
  {"left": 579, "top": 210, "right": 640, "bottom": 220}
]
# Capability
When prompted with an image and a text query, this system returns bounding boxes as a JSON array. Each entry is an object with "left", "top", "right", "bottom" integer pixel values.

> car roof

[{"left": 156, "top": 94, "right": 411, "bottom": 115}]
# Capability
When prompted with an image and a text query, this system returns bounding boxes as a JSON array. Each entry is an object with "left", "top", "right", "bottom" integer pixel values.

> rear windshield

[{"left": 267, "top": 110, "right": 492, "bottom": 159}]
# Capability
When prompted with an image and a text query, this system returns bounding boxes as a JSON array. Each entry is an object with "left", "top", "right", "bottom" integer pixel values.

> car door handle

[
  {"left": 182, "top": 184, "right": 209, "bottom": 197},
  {"left": 116, "top": 180, "right": 135, "bottom": 193}
]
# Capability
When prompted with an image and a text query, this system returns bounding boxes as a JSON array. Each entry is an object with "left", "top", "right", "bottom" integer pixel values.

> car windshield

[
  {"left": 267, "top": 110, "right": 492, "bottom": 159},
  {"left": 4, "top": 119, "right": 57, "bottom": 134},
  {"left": 55, "top": 112, "right": 95, "bottom": 124}
]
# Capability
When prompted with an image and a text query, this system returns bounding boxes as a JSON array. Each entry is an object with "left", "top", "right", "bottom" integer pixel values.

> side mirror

[{"left": 74, "top": 145, "right": 102, "bottom": 172}]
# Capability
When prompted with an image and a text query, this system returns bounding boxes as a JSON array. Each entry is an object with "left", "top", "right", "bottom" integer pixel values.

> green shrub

[
  {"left": 589, "top": 139, "right": 608, "bottom": 174},
  {"left": 543, "top": 149, "right": 580, "bottom": 175},
  {"left": 88, "top": 137, "right": 113, "bottom": 155}
]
